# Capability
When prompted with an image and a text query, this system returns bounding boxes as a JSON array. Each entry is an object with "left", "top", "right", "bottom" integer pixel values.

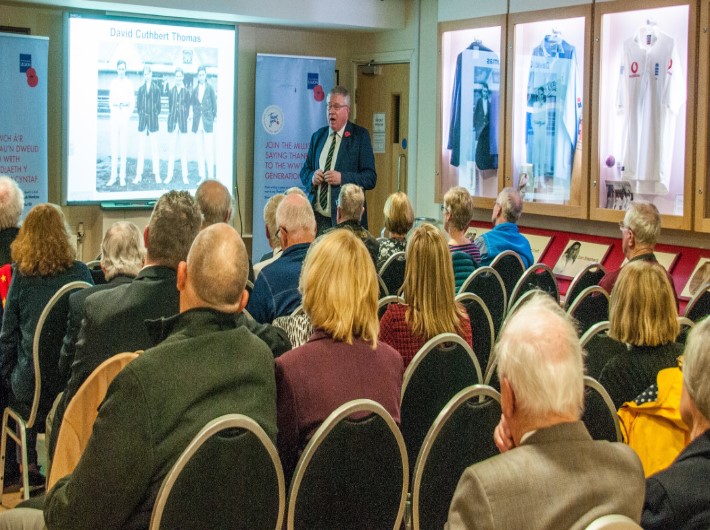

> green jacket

[{"left": 44, "top": 308, "right": 277, "bottom": 530}]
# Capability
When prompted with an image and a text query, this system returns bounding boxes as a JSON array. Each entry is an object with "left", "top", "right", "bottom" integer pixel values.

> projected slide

[{"left": 65, "top": 14, "right": 236, "bottom": 204}]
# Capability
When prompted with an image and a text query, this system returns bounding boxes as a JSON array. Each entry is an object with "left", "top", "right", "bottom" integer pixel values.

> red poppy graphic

[
  {"left": 344, "top": 131, "right": 351, "bottom": 138},
  {"left": 631, "top": 62, "right": 638, "bottom": 74},
  {"left": 26, "top": 67, "right": 38, "bottom": 88}
]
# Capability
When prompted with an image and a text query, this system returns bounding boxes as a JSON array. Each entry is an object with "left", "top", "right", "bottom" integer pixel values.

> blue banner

[
  {"left": 252, "top": 54, "right": 335, "bottom": 261},
  {"left": 0, "top": 33, "right": 48, "bottom": 218}
]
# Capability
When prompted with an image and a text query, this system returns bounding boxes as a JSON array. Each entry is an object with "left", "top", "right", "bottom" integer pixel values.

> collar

[
  {"left": 145, "top": 307, "right": 244, "bottom": 346},
  {"left": 519, "top": 421, "right": 591, "bottom": 447},
  {"left": 676, "top": 430, "right": 710, "bottom": 462},
  {"left": 135, "top": 265, "right": 177, "bottom": 281},
  {"left": 281, "top": 242, "right": 311, "bottom": 257}
]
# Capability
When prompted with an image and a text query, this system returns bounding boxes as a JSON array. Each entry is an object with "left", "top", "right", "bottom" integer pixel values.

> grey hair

[
  {"left": 329, "top": 85, "right": 351, "bottom": 106},
  {"left": 0, "top": 176, "right": 24, "bottom": 230},
  {"left": 624, "top": 201, "right": 661, "bottom": 246},
  {"left": 683, "top": 317, "right": 710, "bottom": 420},
  {"left": 263, "top": 193, "right": 285, "bottom": 248},
  {"left": 496, "top": 292, "right": 585, "bottom": 419},
  {"left": 100, "top": 222, "right": 145, "bottom": 281},
  {"left": 285, "top": 187, "right": 307, "bottom": 198},
  {"left": 497, "top": 187, "right": 524, "bottom": 223},
  {"left": 337, "top": 183, "right": 364, "bottom": 222},
  {"left": 276, "top": 193, "right": 316, "bottom": 236},
  {"left": 196, "top": 180, "right": 233, "bottom": 228}
]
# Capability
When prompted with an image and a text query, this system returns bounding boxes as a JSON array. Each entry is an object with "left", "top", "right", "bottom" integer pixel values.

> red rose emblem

[{"left": 344, "top": 131, "right": 351, "bottom": 138}]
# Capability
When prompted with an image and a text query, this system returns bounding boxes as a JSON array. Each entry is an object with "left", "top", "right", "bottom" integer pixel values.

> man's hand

[
  {"left": 493, "top": 414, "right": 515, "bottom": 453},
  {"left": 324, "top": 170, "right": 342, "bottom": 186},
  {"left": 312, "top": 169, "right": 325, "bottom": 186}
]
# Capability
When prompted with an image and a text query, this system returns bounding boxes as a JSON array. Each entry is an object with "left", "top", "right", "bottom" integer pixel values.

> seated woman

[
  {"left": 443, "top": 186, "right": 479, "bottom": 291},
  {"left": 379, "top": 223, "right": 472, "bottom": 368},
  {"left": 0, "top": 203, "right": 93, "bottom": 484},
  {"left": 275, "top": 229, "right": 403, "bottom": 482},
  {"left": 377, "top": 191, "right": 414, "bottom": 271},
  {"left": 599, "top": 260, "right": 682, "bottom": 409},
  {"left": 641, "top": 316, "right": 710, "bottom": 529}
]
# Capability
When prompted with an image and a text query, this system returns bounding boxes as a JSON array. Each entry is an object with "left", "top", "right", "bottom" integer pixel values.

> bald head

[
  {"left": 179, "top": 223, "right": 249, "bottom": 313},
  {"left": 196, "top": 180, "right": 233, "bottom": 229}
]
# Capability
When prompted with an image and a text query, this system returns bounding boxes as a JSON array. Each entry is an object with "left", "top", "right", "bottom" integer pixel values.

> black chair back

[
  {"left": 378, "top": 296, "right": 405, "bottom": 320},
  {"left": 490, "top": 251, "right": 525, "bottom": 303},
  {"left": 150, "top": 414, "right": 285, "bottom": 530},
  {"left": 400, "top": 333, "right": 482, "bottom": 478},
  {"left": 564, "top": 262, "right": 606, "bottom": 310},
  {"left": 411, "top": 385, "right": 501, "bottom": 530},
  {"left": 459, "top": 266, "right": 506, "bottom": 339},
  {"left": 378, "top": 251, "right": 406, "bottom": 297},
  {"left": 676, "top": 316, "right": 695, "bottom": 345},
  {"left": 287, "top": 400, "right": 407, "bottom": 530},
  {"left": 582, "top": 376, "right": 621, "bottom": 442},
  {"left": 580, "top": 321, "right": 626, "bottom": 380},
  {"left": 508, "top": 263, "right": 559, "bottom": 311},
  {"left": 684, "top": 284, "right": 710, "bottom": 322},
  {"left": 455, "top": 292, "right": 494, "bottom": 375},
  {"left": 567, "top": 286, "right": 610, "bottom": 336}
]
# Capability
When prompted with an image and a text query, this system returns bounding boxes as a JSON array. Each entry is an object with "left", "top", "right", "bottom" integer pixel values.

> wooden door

[{"left": 356, "top": 63, "right": 410, "bottom": 236}]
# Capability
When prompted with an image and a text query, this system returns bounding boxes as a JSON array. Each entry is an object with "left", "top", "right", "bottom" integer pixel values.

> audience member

[
  {"left": 0, "top": 204, "right": 93, "bottom": 486},
  {"left": 254, "top": 193, "right": 285, "bottom": 277},
  {"left": 446, "top": 293, "right": 645, "bottom": 529},
  {"left": 442, "top": 187, "right": 477, "bottom": 291},
  {"left": 0, "top": 176, "right": 23, "bottom": 265},
  {"left": 47, "top": 222, "right": 144, "bottom": 460},
  {"left": 474, "top": 187, "right": 533, "bottom": 268},
  {"left": 276, "top": 229, "right": 403, "bottom": 481},
  {"left": 599, "top": 201, "right": 675, "bottom": 300},
  {"left": 641, "top": 317, "right": 710, "bottom": 529},
  {"left": 54, "top": 191, "right": 200, "bottom": 440},
  {"left": 0, "top": 223, "right": 278, "bottom": 530},
  {"left": 377, "top": 191, "right": 413, "bottom": 271},
  {"left": 247, "top": 193, "right": 315, "bottom": 323},
  {"left": 599, "top": 260, "right": 682, "bottom": 409},
  {"left": 329, "top": 183, "right": 379, "bottom": 266},
  {"left": 380, "top": 223, "right": 472, "bottom": 367}
]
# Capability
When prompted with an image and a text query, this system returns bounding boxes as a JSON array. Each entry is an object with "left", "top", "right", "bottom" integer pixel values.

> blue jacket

[
  {"left": 474, "top": 223, "right": 534, "bottom": 268},
  {"left": 299, "top": 121, "right": 376, "bottom": 228},
  {"left": 246, "top": 242, "right": 310, "bottom": 324}
]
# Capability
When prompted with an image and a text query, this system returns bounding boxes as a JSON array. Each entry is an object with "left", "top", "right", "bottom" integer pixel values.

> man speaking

[{"left": 300, "top": 86, "right": 377, "bottom": 234}]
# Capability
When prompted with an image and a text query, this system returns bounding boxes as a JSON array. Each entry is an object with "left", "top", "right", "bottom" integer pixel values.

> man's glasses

[{"left": 327, "top": 104, "right": 348, "bottom": 111}]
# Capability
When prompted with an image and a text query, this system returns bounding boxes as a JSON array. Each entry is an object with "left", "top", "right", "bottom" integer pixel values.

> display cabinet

[
  {"left": 438, "top": 16, "right": 506, "bottom": 207},
  {"left": 590, "top": 0, "right": 695, "bottom": 230},
  {"left": 695, "top": 0, "right": 710, "bottom": 231},
  {"left": 506, "top": 6, "right": 591, "bottom": 219}
]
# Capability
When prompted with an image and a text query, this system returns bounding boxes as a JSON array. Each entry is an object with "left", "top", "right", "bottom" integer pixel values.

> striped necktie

[{"left": 319, "top": 132, "right": 337, "bottom": 210}]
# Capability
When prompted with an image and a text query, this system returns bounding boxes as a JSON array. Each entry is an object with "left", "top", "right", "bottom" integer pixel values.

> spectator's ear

[
  {"left": 177, "top": 261, "right": 188, "bottom": 293},
  {"left": 143, "top": 226, "right": 150, "bottom": 250},
  {"left": 236, "top": 289, "right": 249, "bottom": 312}
]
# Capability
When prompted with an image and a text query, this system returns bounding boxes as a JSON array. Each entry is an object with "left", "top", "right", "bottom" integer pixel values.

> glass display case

[
  {"left": 590, "top": 0, "right": 694, "bottom": 229},
  {"left": 507, "top": 7, "right": 590, "bottom": 219},
  {"left": 695, "top": 0, "right": 710, "bottom": 231},
  {"left": 438, "top": 17, "right": 505, "bottom": 205}
]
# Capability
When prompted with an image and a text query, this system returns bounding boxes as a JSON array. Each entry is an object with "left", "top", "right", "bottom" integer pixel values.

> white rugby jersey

[{"left": 616, "top": 27, "right": 685, "bottom": 195}]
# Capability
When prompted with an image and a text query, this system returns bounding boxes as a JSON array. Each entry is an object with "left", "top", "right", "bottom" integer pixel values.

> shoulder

[{"left": 347, "top": 122, "right": 371, "bottom": 138}]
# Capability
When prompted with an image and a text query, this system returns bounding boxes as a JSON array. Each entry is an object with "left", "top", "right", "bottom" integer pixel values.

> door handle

[{"left": 397, "top": 154, "right": 406, "bottom": 192}]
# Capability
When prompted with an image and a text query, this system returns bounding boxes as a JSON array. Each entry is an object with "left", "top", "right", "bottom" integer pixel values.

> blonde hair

[
  {"left": 609, "top": 260, "right": 679, "bottom": 346},
  {"left": 384, "top": 192, "right": 414, "bottom": 236},
  {"left": 11, "top": 203, "right": 74, "bottom": 276},
  {"left": 300, "top": 229, "right": 379, "bottom": 346},
  {"left": 443, "top": 186, "right": 473, "bottom": 231},
  {"left": 402, "top": 223, "right": 467, "bottom": 340}
]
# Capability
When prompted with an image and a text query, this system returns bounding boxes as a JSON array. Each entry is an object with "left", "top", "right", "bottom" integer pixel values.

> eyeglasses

[
  {"left": 327, "top": 103, "right": 349, "bottom": 111},
  {"left": 276, "top": 226, "right": 287, "bottom": 238},
  {"left": 440, "top": 204, "right": 450, "bottom": 214}
]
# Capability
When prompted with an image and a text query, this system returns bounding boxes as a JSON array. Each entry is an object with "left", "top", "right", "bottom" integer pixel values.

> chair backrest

[
  {"left": 564, "top": 262, "right": 606, "bottom": 310},
  {"left": 459, "top": 266, "right": 506, "bottom": 339},
  {"left": 506, "top": 288, "right": 541, "bottom": 319},
  {"left": 584, "top": 514, "right": 642, "bottom": 530},
  {"left": 582, "top": 376, "right": 621, "bottom": 442},
  {"left": 411, "top": 385, "right": 501, "bottom": 530},
  {"left": 378, "top": 274, "right": 389, "bottom": 299},
  {"left": 676, "top": 316, "right": 695, "bottom": 345},
  {"left": 29, "top": 281, "right": 91, "bottom": 429},
  {"left": 580, "top": 321, "right": 626, "bottom": 380},
  {"left": 567, "top": 286, "right": 610, "bottom": 336},
  {"left": 378, "top": 295, "right": 405, "bottom": 320},
  {"left": 684, "top": 283, "right": 710, "bottom": 322},
  {"left": 150, "top": 414, "right": 285, "bottom": 530},
  {"left": 400, "top": 333, "right": 482, "bottom": 476},
  {"left": 287, "top": 399, "right": 407, "bottom": 530},
  {"left": 508, "top": 263, "right": 559, "bottom": 310},
  {"left": 291, "top": 304, "right": 305, "bottom": 317},
  {"left": 48, "top": 351, "right": 140, "bottom": 488},
  {"left": 490, "top": 251, "right": 525, "bottom": 302},
  {"left": 455, "top": 292, "right": 494, "bottom": 375},
  {"left": 378, "top": 251, "right": 406, "bottom": 297},
  {"left": 246, "top": 279, "right": 254, "bottom": 296},
  {"left": 483, "top": 355, "right": 500, "bottom": 392}
]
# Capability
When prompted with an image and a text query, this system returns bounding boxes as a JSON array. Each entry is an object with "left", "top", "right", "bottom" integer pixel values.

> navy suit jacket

[{"left": 299, "top": 121, "right": 376, "bottom": 228}]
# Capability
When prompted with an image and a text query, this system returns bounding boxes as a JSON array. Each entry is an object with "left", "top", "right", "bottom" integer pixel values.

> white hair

[
  {"left": 496, "top": 293, "right": 585, "bottom": 418},
  {"left": 101, "top": 222, "right": 145, "bottom": 280},
  {"left": 276, "top": 193, "right": 316, "bottom": 236},
  {"left": 0, "top": 176, "right": 24, "bottom": 229},
  {"left": 683, "top": 317, "right": 710, "bottom": 420}
]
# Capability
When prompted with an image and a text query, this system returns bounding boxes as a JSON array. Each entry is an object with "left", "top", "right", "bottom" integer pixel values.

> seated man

[
  {"left": 641, "top": 317, "right": 710, "bottom": 529},
  {"left": 254, "top": 193, "right": 285, "bottom": 277},
  {"left": 329, "top": 183, "right": 379, "bottom": 266},
  {"left": 247, "top": 193, "right": 316, "bottom": 323},
  {"left": 446, "top": 293, "right": 645, "bottom": 529},
  {"left": 474, "top": 187, "right": 533, "bottom": 268},
  {"left": 0, "top": 223, "right": 278, "bottom": 530}
]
